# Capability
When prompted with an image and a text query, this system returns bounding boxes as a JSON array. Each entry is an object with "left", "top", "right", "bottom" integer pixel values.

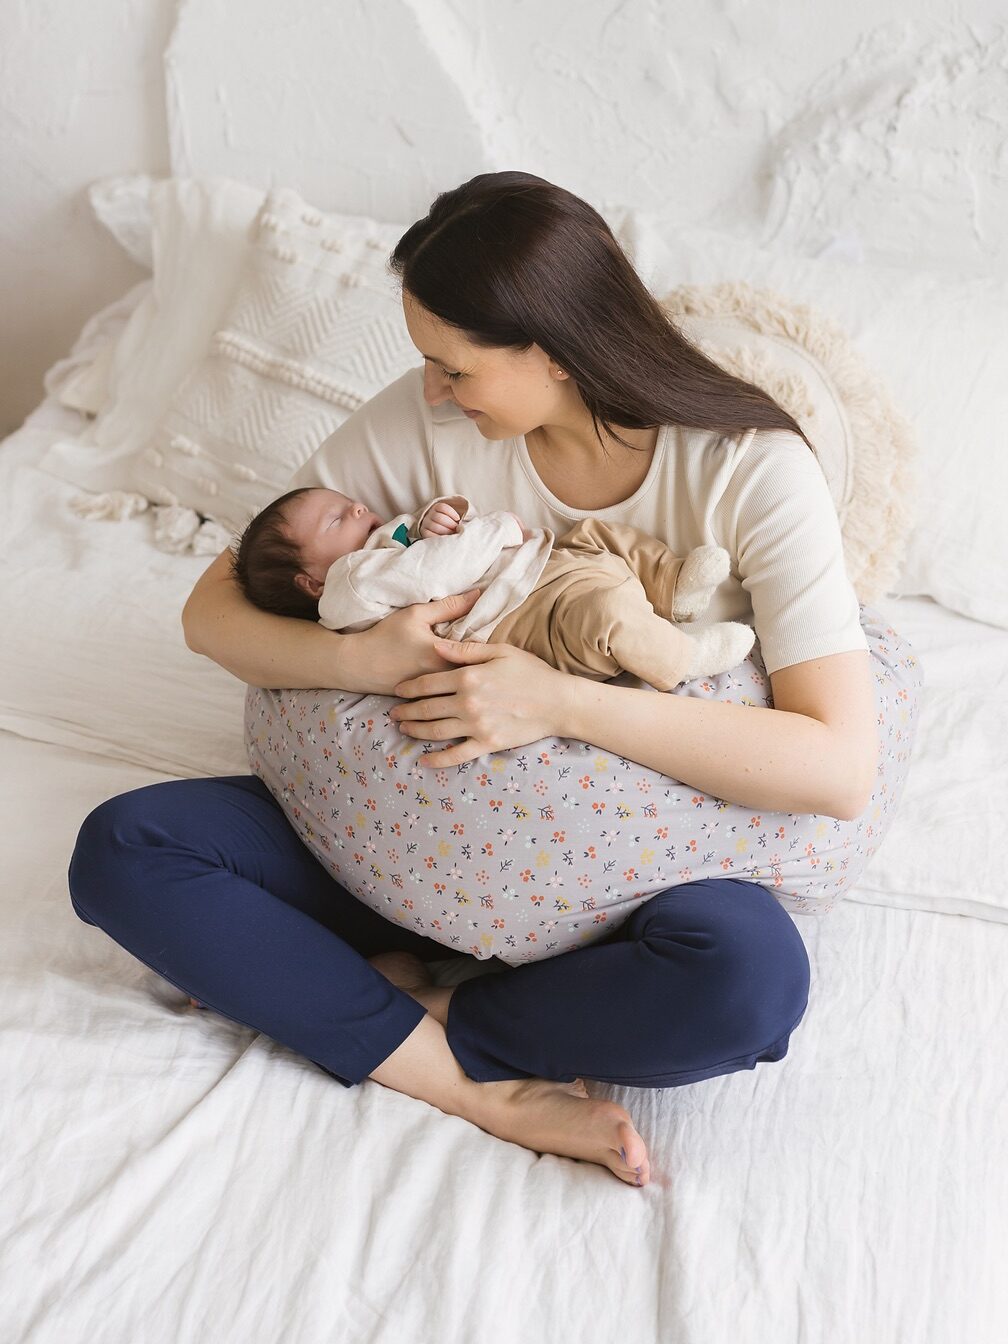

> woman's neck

[{"left": 528, "top": 419, "right": 659, "bottom": 464}]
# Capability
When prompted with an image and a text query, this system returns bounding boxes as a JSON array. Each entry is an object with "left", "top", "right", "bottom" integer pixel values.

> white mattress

[{"left": 2, "top": 400, "right": 1006, "bottom": 1343}]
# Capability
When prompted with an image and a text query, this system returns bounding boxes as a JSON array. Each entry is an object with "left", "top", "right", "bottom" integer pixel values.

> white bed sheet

[
  {"left": 1, "top": 727, "right": 1004, "bottom": 1344},
  {"left": 2, "top": 383, "right": 1006, "bottom": 1342}
]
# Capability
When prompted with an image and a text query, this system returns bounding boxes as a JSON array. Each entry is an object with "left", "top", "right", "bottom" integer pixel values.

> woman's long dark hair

[{"left": 388, "top": 171, "right": 813, "bottom": 456}]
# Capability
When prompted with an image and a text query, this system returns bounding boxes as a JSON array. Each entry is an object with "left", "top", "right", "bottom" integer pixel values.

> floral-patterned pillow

[{"left": 243, "top": 604, "right": 922, "bottom": 966}]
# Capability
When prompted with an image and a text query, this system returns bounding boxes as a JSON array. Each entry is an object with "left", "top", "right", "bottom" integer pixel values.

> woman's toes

[{"left": 615, "top": 1127, "right": 649, "bottom": 1184}]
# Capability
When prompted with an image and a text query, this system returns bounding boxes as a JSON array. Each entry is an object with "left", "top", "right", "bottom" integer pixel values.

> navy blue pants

[{"left": 67, "top": 774, "right": 811, "bottom": 1089}]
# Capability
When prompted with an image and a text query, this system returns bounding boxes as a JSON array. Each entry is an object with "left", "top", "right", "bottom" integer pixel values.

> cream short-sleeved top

[{"left": 287, "top": 367, "right": 868, "bottom": 678}]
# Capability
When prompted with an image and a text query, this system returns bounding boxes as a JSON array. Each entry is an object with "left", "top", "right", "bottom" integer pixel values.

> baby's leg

[
  {"left": 553, "top": 519, "right": 727, "bottom": 623},
  {"left": 550, "top": 571, "right": 698, "bottom": 691}
]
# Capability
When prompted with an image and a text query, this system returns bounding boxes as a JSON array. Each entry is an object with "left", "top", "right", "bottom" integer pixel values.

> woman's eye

[{"left": 444, "top": 370, "right": 462, "bottom": 381}]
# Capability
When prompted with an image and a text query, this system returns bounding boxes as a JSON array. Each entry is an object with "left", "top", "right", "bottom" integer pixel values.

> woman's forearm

[
  {"left": 182, "top": 551, "right": 372, "bottom": 691},
  {"left": 563, "top": 679, "right": 866, "bottom": 821}
]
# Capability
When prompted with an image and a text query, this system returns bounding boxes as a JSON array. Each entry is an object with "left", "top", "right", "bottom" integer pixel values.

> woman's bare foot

[{"left": 367, "top": 949, "right": 650, "bottom": 1187}]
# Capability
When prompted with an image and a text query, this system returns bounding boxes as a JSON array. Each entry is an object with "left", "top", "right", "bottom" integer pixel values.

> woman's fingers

[
  {"left": 396, "top": 713, "right": 466, "bottom": 741},
  {"left": 417, "top": 739, "right": 484, "bottom": 768},
  {"left": 393, "top": 671, "right": 460, "bottom": 701}
]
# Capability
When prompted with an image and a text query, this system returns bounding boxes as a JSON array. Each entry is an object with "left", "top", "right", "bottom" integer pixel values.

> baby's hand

[{"left": 420, "top": 502, "right": 462, "bottom": 537}]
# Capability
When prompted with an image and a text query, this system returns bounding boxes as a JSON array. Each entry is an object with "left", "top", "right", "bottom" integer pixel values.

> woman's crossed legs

[{"left": 67, "top": 774, "right": 810, "bottom": 1188}]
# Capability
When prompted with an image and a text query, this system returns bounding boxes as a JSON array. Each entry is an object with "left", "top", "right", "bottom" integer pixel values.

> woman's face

[{"left": 402, "top": 289, "right": 567, "bottom": 440}]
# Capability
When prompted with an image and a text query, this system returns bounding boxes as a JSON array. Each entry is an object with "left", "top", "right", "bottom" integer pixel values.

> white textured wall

[{"left": 3, "top": 0, "right": 1006, "bottom": 434}]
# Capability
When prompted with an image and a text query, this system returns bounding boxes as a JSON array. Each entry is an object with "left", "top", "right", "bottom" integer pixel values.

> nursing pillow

[
  {"left": 245, "top": 608, "right": 922, "bottom": 966},
  {"left": 244, "top": 283, "right": 924, "bottom": 965}
]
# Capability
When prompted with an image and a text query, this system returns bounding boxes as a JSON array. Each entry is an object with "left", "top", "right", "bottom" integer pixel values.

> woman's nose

[{"left": 422, "top": 367, "right": 451, "bottom": 406}]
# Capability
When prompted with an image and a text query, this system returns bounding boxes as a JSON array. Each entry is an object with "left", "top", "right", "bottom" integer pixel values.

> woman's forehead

[{"left": 402, "top": 291, "right": 476, "bottom": 365}]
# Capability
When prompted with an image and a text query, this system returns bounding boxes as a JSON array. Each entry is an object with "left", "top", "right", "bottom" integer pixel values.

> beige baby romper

[{"left": 489, "top": 517, "right": 700, "bottom": 692}]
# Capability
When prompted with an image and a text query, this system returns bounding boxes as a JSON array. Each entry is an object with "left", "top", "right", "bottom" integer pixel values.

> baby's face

[{"left": 286, "top": 488, "right": 383, "bottom": 579}]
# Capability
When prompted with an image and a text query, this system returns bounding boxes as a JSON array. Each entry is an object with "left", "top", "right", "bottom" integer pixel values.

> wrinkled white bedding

[
  {"left": 1, "top": 398, "right": 1006, "bottom": 1343},
  {"left": 1, "top": 729, "right": 1004, "bottom": 1343}
]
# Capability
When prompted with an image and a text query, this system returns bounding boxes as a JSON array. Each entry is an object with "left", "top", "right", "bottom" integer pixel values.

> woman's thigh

[
  {"left": 69, "top": 773, "right": 453, "bottom": 962},
  {"left": 68, "top": 774, "right": 459, "bottom": 1086}
]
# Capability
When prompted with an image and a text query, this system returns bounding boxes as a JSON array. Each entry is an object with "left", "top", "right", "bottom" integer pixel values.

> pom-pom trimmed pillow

[
  {"left": 245, "top": 605, "right": 923, "bottom": 967},
  {"left": 660, "top": 282, "right": 919, "bottom": 605}
]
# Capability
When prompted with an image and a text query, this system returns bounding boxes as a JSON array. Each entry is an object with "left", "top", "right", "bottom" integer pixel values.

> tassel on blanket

[
  {"left": 151, "top": 506, "right": 236, "bottom": 556},
  {"left": 70, "top": 490, "right": 150, "bottom": 521}
]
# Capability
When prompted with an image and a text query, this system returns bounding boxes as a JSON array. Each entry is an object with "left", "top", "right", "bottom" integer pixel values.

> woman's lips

[{"left": 462, "top": 407, "right": 482, "bottom": 419}]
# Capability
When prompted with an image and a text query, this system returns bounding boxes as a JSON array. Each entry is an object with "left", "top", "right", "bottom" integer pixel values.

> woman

[{"left": 68, "top": 172, "right": 885, "bottom": 1191}]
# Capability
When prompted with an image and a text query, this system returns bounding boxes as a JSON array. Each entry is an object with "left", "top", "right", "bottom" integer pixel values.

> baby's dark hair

[{"left": 229, "top": 487, "right": 322, "bottom": 621}]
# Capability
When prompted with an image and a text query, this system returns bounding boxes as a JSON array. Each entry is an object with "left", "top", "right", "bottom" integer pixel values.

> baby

[{"left": 229, "top": 486, "right": 756, "bottom": 690}]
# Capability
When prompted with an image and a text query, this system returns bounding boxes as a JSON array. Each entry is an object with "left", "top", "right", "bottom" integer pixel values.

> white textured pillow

[
  {"left": 644, "top": 223, "right": 1008, "bottom": 630},
  {"left": 131, "top": 187, "right": 420, "bottom": 532},
  {"left": 39, "top": 177, "right": 266, "bottom": 501},
  {"left": 41, "top": 176, "right": 663, "bottom": 549}
]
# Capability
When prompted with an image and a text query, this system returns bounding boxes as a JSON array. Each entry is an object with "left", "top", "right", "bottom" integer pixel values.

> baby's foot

[
  {"left": 672, "top": 545, "right": 730, "bottom": 622},
  {"left": 681, "top": 620, "right": 756, "bottom": 680}
]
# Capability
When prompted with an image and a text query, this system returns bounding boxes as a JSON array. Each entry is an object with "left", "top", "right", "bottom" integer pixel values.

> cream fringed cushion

[
  {"left": 660, "top": 282, "right": 919, "bottom": 605},
  {"left": 129, "top": 188, "right": 420, "bottom": 536}
]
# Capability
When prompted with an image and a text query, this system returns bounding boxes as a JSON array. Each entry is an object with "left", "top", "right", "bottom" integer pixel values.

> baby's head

[{"left": 231, "top": 486, "right": 383, "bottom": 620}]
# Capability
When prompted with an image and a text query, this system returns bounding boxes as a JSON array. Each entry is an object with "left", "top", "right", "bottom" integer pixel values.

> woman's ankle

[{"left": 367, "top": 1010, "right": 484, "bottom": 1121}]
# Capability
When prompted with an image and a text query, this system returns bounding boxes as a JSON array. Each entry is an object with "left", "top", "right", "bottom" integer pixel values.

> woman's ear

[{"left": 293, "top": 571, "right": 324, "bottom": 599}]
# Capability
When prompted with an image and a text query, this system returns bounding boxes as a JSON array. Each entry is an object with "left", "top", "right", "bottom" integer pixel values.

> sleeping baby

[{"left": 229, "top": 486, "right": 756, "bottom": 690}]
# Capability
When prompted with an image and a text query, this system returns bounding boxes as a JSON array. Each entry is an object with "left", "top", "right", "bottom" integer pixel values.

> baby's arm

[{"left": 320, "top": 510, "right": 525, "bottom": 633}]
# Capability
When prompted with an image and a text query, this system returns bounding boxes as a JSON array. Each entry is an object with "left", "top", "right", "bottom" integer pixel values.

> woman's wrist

[{"left": 556, "top": 669, "right": 593, "bottom": 740}]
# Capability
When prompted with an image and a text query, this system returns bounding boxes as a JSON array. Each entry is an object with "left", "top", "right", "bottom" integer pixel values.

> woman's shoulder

[{"left": 284, "top": 368, "right": 439, "bottom": 514}]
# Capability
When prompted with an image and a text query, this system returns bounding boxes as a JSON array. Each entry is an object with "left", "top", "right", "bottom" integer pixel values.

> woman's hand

[
  {"left": 344, "top": 588, "right": 484, "bottom": 695},
  {"left": 389, "top": 637, "right": 579, "bottom": 768}
]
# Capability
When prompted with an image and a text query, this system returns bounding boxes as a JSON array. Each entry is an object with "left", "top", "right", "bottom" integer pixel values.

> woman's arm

[
  {"left": 389, "top": 638, "right": 872, "bottom": 819},
  {"left": 563, "top": 651, "right": 876, "bottom": 821},
  {"left": 182, "top": 546, "right": 483, "bottom": 692}
]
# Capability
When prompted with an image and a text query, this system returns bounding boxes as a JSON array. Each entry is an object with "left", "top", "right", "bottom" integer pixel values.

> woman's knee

[
  {"left": 67, "top": 776, "right": 258, "bottom": 927},
  {"left": 645, "top": 877, "right": 811, "bottom": 1050},
  {"left": 68, "top": 784, "right": 165, "bottom": 926}
]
